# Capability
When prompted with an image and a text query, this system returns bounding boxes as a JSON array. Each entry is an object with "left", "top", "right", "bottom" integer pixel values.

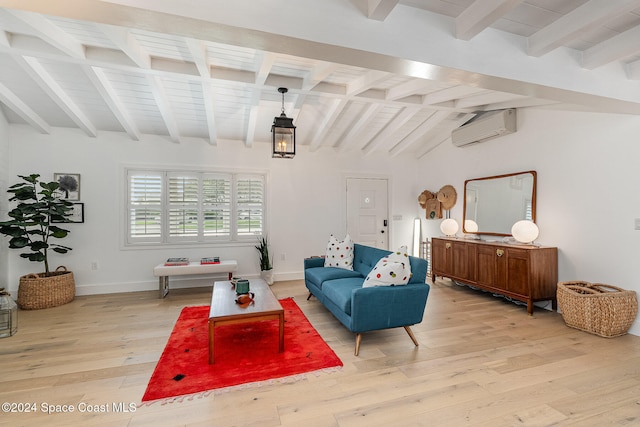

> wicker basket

[
  {"left": 17, "top": 266, "right": 75, "bottom": 310},
  {"left": 557, "top": 281, "right": 638, "bottom": 338}
]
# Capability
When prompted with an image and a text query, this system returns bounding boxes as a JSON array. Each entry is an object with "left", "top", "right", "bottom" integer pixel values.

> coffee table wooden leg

[
  {"left": 208, "top": 320, "right": 215, "bottom": 364},
  {"left": 278, "top": 311, "right": 284, "bottom": 353}
]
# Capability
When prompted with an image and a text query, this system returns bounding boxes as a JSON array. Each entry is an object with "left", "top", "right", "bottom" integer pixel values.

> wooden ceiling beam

[
  {"left": 0, "top": 80, "right": 50, "bottom": 133},
  {"left": 366, "top": 0, "right": 400, "bottom": 21},
  {"left": 455, "top": 0, "right": 522, "bottom": 41},
  {"left": 186, "top": 38, "right": 217, "bottom": 145},
  {"left": 84, "top": 65, "right": 140, "bottom": 141},
  {"left": 3, "top": 8, "right": 85, "bottom": 58},
  {"left": 148, "top": 75, "right": 181, "bottom": 143},
  {"left": 18, "top": 56, "right": 96, "bottom": 137},
  {"left": 582, "top": 25, "right": 640, "bottom": 70},
  {"left": 528, "top": 0, "right": 640, "bottom": 57}
]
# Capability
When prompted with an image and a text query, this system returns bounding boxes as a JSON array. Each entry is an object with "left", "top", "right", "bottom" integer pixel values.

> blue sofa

[{"left": 304, "top": 243, "right": 430, "bottom": 355}]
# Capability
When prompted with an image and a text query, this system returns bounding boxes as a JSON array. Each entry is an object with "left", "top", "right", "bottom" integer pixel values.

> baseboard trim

[{"left": 74, "top": 271, "right": 304, "bottom": 296}]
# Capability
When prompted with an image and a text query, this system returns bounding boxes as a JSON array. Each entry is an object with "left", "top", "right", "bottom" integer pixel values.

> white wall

[
  {"left": 417, "top": 108, "right": 640, "bottom": 336},
  {"left": 8, "top": 108, "right": 640, "bottom": 336},
  {"left": 5, "top": 125, "right": 422, "bottom": 295}
]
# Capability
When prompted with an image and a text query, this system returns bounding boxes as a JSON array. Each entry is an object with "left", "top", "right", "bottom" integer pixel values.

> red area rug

[{"left": 141, "top": 298, "right": 342, "bottom": 403}]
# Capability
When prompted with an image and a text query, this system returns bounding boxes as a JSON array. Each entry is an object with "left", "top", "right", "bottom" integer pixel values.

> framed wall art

[
  {"left": 54, "top": 173, "right": 81, "bottom": 201},
  {"left": 52, "top": 202, "right": 84, "bottom": 223},
  {"left": 68, "top": 203, "right": 84, "bottom": 223}
]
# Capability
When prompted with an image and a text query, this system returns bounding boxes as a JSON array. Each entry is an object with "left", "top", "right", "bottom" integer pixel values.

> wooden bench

[{"left": 153, "top": 260, "right": 238, "bottom": 298}]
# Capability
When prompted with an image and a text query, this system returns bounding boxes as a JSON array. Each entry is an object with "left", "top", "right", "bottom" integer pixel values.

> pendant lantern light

[{"left": 271, "top": 87, "right": 296, "bottom": 158}]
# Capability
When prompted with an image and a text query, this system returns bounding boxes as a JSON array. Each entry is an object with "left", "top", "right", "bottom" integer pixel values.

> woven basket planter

[
  {"left": 17, "top": 266, "right": 75, "bottom": 310},
  {"left": 557, "top": 281, "right": 638, "bottom": 338}
]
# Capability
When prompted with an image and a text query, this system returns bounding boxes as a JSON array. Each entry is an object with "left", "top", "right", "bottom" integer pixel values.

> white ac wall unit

[{"left": 451, "top": 108, "right": 516, "bottom": 147}]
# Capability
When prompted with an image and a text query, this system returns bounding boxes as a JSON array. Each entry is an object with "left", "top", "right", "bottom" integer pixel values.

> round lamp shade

[
  {"left": 440, "top": 218, "right": 459, "bottom": 236},
  {"left": 464, "top": 219, "right": 478, "bottom": 233},
  {"left": 511, "top": 220, "right": 539, "bottom": 243}
]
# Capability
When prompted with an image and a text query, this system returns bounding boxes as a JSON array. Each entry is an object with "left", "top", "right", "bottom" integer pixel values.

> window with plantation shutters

[
  {"left": 236, "top": 175, "right": 264, "bottom": 237},
  {"left": 128, "top": 171, "right": 162, "bottom": 242},
  {"left": 126, "top": 169, "right": 265, "bottom": 245},
  {"left": 168, "top": 174, "right": 200, "bottom": 238}
]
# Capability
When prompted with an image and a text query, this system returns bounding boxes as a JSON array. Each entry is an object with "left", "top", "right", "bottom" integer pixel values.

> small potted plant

[
  {"left": 0, "top": 174, "right": 75, "bottom": 309},
  {"left": 255, "top": 236, "right": 273, "bottom": 285}
]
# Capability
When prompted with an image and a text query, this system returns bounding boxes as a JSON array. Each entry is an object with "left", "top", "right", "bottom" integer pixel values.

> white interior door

[{"left": 346, "top": 178, "right": 388, "bottom": 249}]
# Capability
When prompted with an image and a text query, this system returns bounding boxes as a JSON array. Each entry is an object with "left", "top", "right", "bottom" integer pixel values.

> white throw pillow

[
  {"left": 363, "top": 246, "right": 412, "bottom": 287},
  {"left": 324, "top": 234, "right": 354, "bottom": 270}
]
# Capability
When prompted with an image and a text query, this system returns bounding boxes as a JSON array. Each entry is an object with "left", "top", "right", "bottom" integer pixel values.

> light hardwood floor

[{"left": 2, "top": 278, "right": 640, "bottom": 427}]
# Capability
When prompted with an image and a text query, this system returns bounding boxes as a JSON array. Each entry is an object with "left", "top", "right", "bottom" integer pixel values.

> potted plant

[
  {"left": 255, "top": 236, "right": 274, "bottom": 285},
  {"left": 0, "top": 174, "right": 75, "bottom": 309}
]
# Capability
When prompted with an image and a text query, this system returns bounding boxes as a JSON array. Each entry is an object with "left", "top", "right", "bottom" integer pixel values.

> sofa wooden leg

[
  {"left": 306, "top": 292, "right": 313, "bottom": 300},
  {"left": 354, "top": 333, "right": 362, "bottom": 356},
  {"left": 404, "top": 326, "right": 419, "bottom": 347}
]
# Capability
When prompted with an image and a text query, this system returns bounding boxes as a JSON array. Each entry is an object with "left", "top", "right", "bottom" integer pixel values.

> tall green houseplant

[
  {"left": 255, "top": 236, "right": 274, "bottom": 285},
  {"left": 255, "top": 236, "right": 272, "bottom": 271},
  {"left": 0, "top": 174, "right": 73, "bottom": 276}
]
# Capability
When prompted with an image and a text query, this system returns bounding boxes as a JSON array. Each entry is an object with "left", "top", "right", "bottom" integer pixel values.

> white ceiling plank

[
  {"left": 416, "top": 113, "right": 475, "bottom": 159},
  {"left": 186, "top": 38, "right": 217, "bottom": 145},
  {"left": 527, "top": 0, "right": 640, "bottom": 57},
  {"left": 1, "top": 2, "right": 640, "bottom": 155},
  {"left": 3, "top": 9, "right": 85, "bottom": 58},
  {"left": 346, "top": 70, "right": 389, "bottom": 96},
  {"left": 148, "top": 75, "right": 181, "bottom": 143},
  {"left": 455, "top": 0, "right": 523, "bottom": 41},
  {"left": 99, "top": 24, "right": 150, "bottom": 69},
  {"left": 336, "top": 103, "right": 384, "bottom": 152},
  {"left": 308, "top": 98, "right": 350, "bottom": 151},
  {"left": 582, "top": 25, "right": 640, "bottom": 70},
  {"left": 0, "top": 81, "right": 50, "bottom": 133},
  {"left": 84, "top": 66, "right": 140, "bottom": 141},
  {"left": 18, "top": 56, "right": 96, "bottom": 137},
  {"left": 367, "top": 0, "right": 400, "bottom": 21},
  {"left": 362, "top": 106, "right": 420, "bottom": 154},
  {"left": 389, "top": 110, "right": 450, "bottom": 157}
]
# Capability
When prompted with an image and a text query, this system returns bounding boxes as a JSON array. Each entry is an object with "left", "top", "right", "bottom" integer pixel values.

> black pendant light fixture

[{"left": 271, "top": 87, "right": 296, "bottom": 158}]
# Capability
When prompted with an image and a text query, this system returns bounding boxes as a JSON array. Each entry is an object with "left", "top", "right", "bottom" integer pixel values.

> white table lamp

[
  {"left": 511, "top": 220, "right": 539, "bottom": 244},
  {"left": 440, "top": 218, "right": 459, "bottom": 237}
]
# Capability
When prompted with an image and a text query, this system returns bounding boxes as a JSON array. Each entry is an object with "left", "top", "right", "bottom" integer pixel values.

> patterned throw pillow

[
  {"left": 324, "top": 234, "right": 354, "bottom": 270},
  {"left": 363, "top": 246, "right": 412, "bottom": 287}
]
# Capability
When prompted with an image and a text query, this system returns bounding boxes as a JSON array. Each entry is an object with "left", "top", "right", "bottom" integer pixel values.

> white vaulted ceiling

[{"left": 0, "top": 0, "right": 640, "bottom": 157}]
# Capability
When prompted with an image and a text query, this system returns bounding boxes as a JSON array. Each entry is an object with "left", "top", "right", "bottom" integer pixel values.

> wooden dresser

[{"left": 431, "top": 237, "right": 558, "bottom": 315}]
